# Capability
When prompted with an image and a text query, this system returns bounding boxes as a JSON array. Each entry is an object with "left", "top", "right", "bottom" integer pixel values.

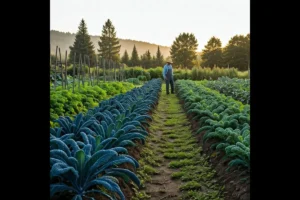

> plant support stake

[
  {"left": 78, "top": 54, "right": 82, "bottom": 88},
  {"left": 73, "top": 52, "right": 76, "bottom": 93},
  {"left": 59, "top": 48, "right": 63, "bottom": 88},
  {"left": 87, "top": 55, "right": 92, "bottom": 86},
  {"left": 83, "top": 55, "right": 86, "bottom": 86},
  {"left": 65, "top": 50, "right": 68, "bottom": 89},
  {"left": 114, "top": 61, "right": 116, "bottom": 81},
  {"left": 54, "top": 46, "right": 58, "bottom": 90},
  {"left": 103, "top": 58, "right": 106, "bottom": 82},
  {"left": 96, "top": 57, "right": 99, "bottom": 85}
]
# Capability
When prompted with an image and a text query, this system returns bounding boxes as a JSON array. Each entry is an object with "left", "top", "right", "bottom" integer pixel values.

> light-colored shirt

[{"left": 162, "top": 64, "right": 173, "bottom": 79}]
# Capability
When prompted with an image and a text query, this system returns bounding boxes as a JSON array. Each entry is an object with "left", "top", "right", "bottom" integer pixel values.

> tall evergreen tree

[
  {"left": 170, "top": 33, "right": 198, "bottom": 69},
  {"left": 156, "top": 46, "right": 164, "bottom": 67},
  {"left": 115, "top": 54, "right": 121, "bottom": 63},
  {"left": 140, "top": 54, "right": 146, "bottom": 68},
  {"left": 69, "top": 19, "right": 96, "bottom": 66},
  {"left": 130, "top": 45, "right": 139, "bottom": 66},
  {"left": 141, "top": 50, "right": 152, "bottom": 69},
  {"left": 152, "top": 55, "right": 156, "bottom": 68},
  {"left": 97, "top": 19, "right": 121, "bottom": 62},
  {"left": 121, "top": 50, "right": 129, "bottom": 65}
]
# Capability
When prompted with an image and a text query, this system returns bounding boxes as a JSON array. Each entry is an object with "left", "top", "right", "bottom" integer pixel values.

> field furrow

[{"left": 134, "top": 84, "right": 224, "bottom": 200}]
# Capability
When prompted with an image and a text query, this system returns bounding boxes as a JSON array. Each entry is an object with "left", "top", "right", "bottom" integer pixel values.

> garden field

[{"left": 50, "top": 77, "right": 250, "bottom": 200}]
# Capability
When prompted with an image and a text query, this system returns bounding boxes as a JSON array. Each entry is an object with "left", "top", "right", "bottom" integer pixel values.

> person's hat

[{"left": 166, "top": 59, "right": 173, "bottom": 64}]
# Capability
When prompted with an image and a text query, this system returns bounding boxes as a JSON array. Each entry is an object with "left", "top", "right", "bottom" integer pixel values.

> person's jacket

[{"left": 162, "top": 64, "right": 174, "bottom": 80}]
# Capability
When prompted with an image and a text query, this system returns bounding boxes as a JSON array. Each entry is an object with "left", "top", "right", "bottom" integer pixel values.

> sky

[{"left": 50, "top": 0, "right": 249, "bottom": 51}]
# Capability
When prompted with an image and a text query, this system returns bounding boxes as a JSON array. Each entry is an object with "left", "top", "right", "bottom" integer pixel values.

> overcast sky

[{"left": 50, "top": 0, "right": 249, "bottom": 51}]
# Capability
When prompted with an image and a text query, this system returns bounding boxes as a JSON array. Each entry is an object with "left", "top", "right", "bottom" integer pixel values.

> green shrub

[
  {"left": 126, "top": 78, "right": 140, "bottom": 85},
  {"left": 174, "top": 67, "right": 241, "bottom": 80},
  {"left": 147, "top": 67, "right": 163, "bottom": 79},
  {"left": 137, "top": 75, "right": 147, "bottom": 81},
  {"left": 67, "top": 64, "right": 89, "bottom": 76}
]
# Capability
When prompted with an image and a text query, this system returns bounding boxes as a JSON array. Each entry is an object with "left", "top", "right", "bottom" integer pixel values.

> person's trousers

[{"left": 166, "top": 78, "right": 174, "bottom": 94}]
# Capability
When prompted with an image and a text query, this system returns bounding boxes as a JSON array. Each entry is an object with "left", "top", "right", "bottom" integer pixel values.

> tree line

[
  {"left": 200, "top": 35, "right": 250, "bottom": 71},
  {"left": 170, "top": 33, "right": 249, "bottom": 71},
  {"left": 51, "top": 18, "right": 249, "bottom": 71}
]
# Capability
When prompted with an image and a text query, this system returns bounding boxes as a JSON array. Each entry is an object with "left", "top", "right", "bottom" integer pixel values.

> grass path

[{"left": 133, "top": 84, "right": 224, "bottom": 200}]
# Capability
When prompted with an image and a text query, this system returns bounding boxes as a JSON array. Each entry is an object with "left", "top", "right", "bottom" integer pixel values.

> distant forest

[{"left": 50, "top": 30, "right": 171, "bottom": 58}]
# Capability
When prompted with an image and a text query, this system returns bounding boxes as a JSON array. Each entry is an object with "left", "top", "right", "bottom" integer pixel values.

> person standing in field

[{"left": 162, "top": 59, "right": 174, "bottom": 95}]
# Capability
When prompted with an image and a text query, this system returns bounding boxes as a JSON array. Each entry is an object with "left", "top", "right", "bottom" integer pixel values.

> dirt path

[{"left": 133, "top": 84, "right": 224, "bottom": 200}]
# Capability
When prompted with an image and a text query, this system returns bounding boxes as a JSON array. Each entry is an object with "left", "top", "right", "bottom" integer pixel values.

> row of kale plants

[
  {"left": 50, "top": 79, "right": 162, "bottom": 200},
  {"left": 176, "top": 80, "right": 250, "bottom": 172},
  {"left": 203, "top": 77, "right": 250, "bottom": 104}
]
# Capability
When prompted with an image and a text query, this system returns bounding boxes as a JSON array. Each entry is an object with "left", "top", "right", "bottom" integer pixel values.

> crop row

[
  {"left": 176, "top": 80, "right": 250, "bottom": 172},
  {"left": 50, "top": 82, "right": 135, "bottom": 122},
  {"left": 50, "top": 78, "right": 162, "bottom": 200},
  {"left": 203, "top": 76, "right": 250, "bottom": 104}
]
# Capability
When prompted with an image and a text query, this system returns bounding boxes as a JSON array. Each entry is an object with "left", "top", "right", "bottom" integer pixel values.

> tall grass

[
  {"left": 179, "top": 67, "right": 243, "bottom": 80},
  {"left": 237, "top": 71, "right": 249, "bottom": 79}
]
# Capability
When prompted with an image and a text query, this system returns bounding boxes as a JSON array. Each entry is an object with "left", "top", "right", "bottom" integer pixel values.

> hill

[{"left": 50, "top": 30, "right": 171, "bottom": 58}]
